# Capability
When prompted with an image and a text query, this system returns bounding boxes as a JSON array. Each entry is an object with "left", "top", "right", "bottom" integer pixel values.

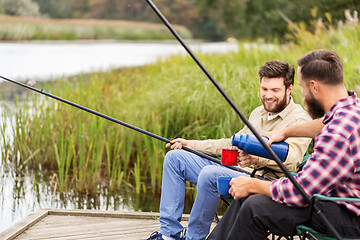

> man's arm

[
  {"left": 264, "top": 117, "right": 324, "bottom": 146},
  {"left": 166, "top": 138, "right": 236, "bottom": 157}
]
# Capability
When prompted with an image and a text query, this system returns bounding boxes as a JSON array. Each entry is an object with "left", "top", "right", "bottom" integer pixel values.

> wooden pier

[
  {"left": 0, "top": 209, "right": 295, "bottom": 239},
  {"left": 0, "top": 209, "right": 217, "bottom": 240}
]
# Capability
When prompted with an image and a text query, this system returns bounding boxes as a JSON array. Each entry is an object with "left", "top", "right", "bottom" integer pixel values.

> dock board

[{"left": 0, "top": 209, "right": 217, "bottom": 240}]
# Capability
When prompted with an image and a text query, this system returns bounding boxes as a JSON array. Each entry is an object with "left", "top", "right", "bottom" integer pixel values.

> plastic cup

[
  {"left": 221, "top": 148, "right": 238, "bottom": 165},
  {"left": 218, "top": 176, "right": 232, "bottom": 196}
]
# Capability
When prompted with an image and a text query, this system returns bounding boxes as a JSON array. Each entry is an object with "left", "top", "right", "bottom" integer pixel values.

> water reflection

[
  {"left": 0, "top": 130, "right": 196, "bottom": 233},
  {"left": 0, "top": 164, "right": 173, "bottom": 232}
]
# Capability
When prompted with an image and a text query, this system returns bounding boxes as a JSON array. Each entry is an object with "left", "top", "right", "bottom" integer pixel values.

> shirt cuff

[
  {"left": 270, "top": 179, "right": 282, "bottom": 202},
  {"left": 253, "top": 157, "right": 268, "bottom": 168}
]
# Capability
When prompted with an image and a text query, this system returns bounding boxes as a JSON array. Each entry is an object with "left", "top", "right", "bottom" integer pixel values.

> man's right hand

[
  {"left": 262, "top": 129, "right": 287, "bottom": 146},
  {"left": 165, "top": 138, "right": 195, "bottom": 150}
]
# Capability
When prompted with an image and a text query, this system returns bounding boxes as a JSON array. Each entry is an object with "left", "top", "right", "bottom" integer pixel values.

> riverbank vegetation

[
  {"left": 1, "top": 12, "right": 359, "bottom": 197},
  {"left": 0, "top": 14, "right": 191, "bottom": 41},
  {"left": 1, "top": 0, "right": 359, "bottom": 41}
]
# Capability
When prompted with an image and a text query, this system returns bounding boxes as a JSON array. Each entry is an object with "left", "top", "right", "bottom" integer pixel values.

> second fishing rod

[{"left": 0, "top": 75, "right": 253, "bottom": 175}]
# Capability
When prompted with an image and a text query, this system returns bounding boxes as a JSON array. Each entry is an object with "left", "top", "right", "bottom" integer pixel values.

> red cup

[{"left": 221, "top": 149, "right": 238, "bottom": 166}]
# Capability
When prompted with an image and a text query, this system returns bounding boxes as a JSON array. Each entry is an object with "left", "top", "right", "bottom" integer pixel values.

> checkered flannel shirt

[{"left": 271, "top": 91, "right": 360, "bottom": 216}]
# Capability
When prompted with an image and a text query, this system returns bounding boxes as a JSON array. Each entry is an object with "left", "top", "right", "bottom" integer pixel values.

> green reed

[{"left": 1, "top": 14, "right": 359, "bottom": 195}]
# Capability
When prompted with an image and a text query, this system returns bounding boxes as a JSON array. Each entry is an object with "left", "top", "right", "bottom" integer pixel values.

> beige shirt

[{"left": 192, "top": 98, "right": 312, "bottom": 181}]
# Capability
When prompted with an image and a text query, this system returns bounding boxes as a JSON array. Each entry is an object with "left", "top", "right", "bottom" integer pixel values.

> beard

[
  {"left": 304, "top": 92, "right": 325, "bottom": 119},
  {"left": 262, "top": 91, "right": 289, "bottom": 114}
]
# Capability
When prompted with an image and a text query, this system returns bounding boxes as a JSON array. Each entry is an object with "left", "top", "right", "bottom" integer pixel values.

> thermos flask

[{"left": 231, "top": 134, "right": 289, "bottom": 162}]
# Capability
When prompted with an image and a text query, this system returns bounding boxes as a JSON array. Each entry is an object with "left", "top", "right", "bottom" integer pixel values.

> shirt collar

[
  {"left": 261, "top": 97, "right": 295, "bottom": 122},
  {"left": 323, "top": 91, "right": 358, "bottom": 124}
]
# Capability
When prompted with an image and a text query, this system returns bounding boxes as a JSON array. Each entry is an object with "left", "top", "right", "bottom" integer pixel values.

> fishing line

[
  {"left": 0, "top": 75, "right": 254, "bottom": 176},
  {"left": 145, "top": 1, "right": 342, "bottom": 238}
]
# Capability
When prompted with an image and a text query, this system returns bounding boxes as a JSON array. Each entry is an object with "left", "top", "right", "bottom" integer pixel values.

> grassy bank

[
  {"left": 0, "top": 14, "right": 192, "bottom": 41},
  {"left": 1, "top": 16, "right": 359, "bottom": 195}
]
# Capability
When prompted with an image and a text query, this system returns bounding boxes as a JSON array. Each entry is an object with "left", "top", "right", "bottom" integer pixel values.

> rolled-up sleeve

[{"left": 271, "top": 132, "right": 353, "bottom": 207}]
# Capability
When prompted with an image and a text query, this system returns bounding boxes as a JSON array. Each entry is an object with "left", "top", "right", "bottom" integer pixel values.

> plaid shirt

[{"left": 271, "top": 91, "right": 360, "bottom": 216}]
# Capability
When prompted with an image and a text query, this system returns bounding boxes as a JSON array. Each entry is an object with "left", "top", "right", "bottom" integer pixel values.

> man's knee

[
  {"left": 198, "top": 165, "right": 220, "bottom": 181},
  {"left": 197, "top": 165, "right": 221, "bottom": 188},
  {"left": 163, "top": 150, "right": 184, "bottom": 168},
  {"left": 240, "top": 194, "right": 274, "bottom": 217}
]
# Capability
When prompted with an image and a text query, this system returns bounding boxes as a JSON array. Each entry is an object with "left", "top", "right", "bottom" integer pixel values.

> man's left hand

[
  {"left": 229, "top": 176, "right": 253, "bottom": 200},
  {"left": 229, "top": 176, "right": 272, "bottom": 199},
  {"left": 237, "top": 151, "right": 259, "bottom": 167}
]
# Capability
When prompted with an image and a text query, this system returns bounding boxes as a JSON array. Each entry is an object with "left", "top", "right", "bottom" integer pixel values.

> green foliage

[
  {"left": 225, "top": 0, "right": 360, "bottom": 41},
  {"left": 35, "top": 0, "right": 360, "bottom": 40},
  {"left": 3, "top": 0, "right": 359, "bottom": 40}
]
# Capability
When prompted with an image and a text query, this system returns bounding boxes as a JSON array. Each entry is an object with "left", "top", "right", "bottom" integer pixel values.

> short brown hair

[
  {"left": 258, "top": 60, "right": 294, "bottom": 89},
  {"left": 297, "top": 49, "right": 343, "bottom": 85}
]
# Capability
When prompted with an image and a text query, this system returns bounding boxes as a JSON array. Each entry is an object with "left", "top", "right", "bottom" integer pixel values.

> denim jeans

[{"left": 159, "top": 149, "right": 249, "bottom": 240}]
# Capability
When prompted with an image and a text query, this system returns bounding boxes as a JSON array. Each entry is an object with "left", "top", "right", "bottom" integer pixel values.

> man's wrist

[{"left": 250, "top": 178, "right": 272, "bottom": 196}]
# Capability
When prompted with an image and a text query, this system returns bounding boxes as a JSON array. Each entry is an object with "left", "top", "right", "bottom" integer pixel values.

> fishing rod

[
  {"left": 0, "top": 75, "right": 255, "bottom": 176},
  {"left": 145, "top": 1, "right": 342, "bottom": 239}
]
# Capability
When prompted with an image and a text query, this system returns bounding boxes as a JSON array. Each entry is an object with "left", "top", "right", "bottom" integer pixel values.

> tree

[
  {"left": 3, "top": 0, "right": 40, "bottom": 17},
  {"left": 20, "top": 0, "right": 360, "bottom": 41}
]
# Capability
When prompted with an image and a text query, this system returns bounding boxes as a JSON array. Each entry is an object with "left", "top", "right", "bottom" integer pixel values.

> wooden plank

[
  {"left": 1, "top": 209, "right": 198, "bottom": 240},
  {"left": 15, "top": 217, "right": 163, "bottom": 240},
  {"left": 45, "top": 209, "right": 190, "bottom": 221},
  {"left": 19, "top": 216, "right": 152, "bottom": 234},
  {"left": 0, "top": 209, "right": 49, "bottom": 240}
]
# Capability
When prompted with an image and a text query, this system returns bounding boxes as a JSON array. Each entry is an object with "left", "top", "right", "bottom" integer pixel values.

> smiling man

[
  {"left": 147, "top": 60, "right": 312, "bottom": 240},
  {"left": 207, "top": 49, "right": 360, "bottom": 240}
]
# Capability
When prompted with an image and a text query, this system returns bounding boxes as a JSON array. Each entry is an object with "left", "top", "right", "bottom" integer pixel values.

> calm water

[
  {"left": 0, "top": 40, "right": 237, "bottom": 233},
  {"left": 0, "top": 40, "right": 238, "bottom": 81}
]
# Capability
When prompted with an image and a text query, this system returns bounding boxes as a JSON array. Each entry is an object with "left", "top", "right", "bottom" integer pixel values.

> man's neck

[{"left": 321, "top": 85, "right": 349, "bottom": 113}]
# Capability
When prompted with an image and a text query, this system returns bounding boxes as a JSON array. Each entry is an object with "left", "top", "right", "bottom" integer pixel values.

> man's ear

[
  {"left": 286, "top": 84, "right": 293, "bottom": 95},
  {"left": 309, "top": 80, "right": 320, "bottom": 93}
]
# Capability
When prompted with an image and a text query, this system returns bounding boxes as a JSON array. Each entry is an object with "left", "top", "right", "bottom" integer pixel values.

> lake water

[
  {"left": 0, "top": 40, "right": 238, "bottom": 82},
  {"left": 0, "top": 40, "right": 238, "bottom": 233}
]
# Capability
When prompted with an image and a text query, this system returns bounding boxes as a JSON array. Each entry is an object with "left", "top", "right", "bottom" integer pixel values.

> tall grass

[
  {"left": 0, "top": 14, "right": 192, "bottom": 41},
  {"left": 1, "top": 12, "right": 359, "bottom": 195}
]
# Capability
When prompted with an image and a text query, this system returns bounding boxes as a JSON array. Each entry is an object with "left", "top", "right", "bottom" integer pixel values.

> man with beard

[
  {"left": 147, "top": 60, "right": 312, "bottom": 240},
  {"left": 207, "top": 49, "right": 360, "bottom": 240}
]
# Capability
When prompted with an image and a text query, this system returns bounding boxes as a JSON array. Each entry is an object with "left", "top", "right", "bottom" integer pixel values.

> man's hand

[
  {"left": 229, "top": 176, "right": 272, "bottom": 200},
  {"left": 237, "top": 151, "right": 259, "bottom": 167},
  {"left": 262, "top": 129, "right": 287, "bottom": 146},
  {"left": 165, "top": 138, "right": 195, "bottom": 150},
  {"left": 229, "top": 176, "right": 253, "bottom": 199}
]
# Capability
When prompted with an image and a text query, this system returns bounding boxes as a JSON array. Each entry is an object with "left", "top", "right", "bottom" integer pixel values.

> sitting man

[
  {"left": 147, "top": 60, "right": 312, "bottom": 240},
  {"left": 207, "top": 49, "right": 360, "bottom": 239}
]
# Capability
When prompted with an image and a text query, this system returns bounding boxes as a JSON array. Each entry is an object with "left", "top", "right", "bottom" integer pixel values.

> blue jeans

[{"left": 159, "top": 150, "right": 249, "bottom": 240}]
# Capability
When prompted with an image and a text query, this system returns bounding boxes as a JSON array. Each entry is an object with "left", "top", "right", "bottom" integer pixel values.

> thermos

[{"left": 231, "top": 134, "right": 289, "bottom": 162}]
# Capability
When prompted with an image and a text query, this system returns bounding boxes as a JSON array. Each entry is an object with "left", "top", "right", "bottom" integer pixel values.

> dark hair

[
  {"left": 297, "top": 49, "right": 343, "bottom": 85},
  {"left": 258, "top": 60, "right": 294, "bottom": 89}
]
